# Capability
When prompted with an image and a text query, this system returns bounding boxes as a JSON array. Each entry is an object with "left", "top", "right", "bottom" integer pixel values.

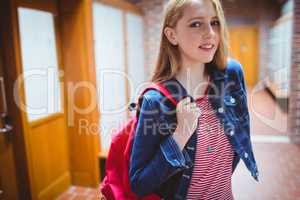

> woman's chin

[{"left": 195, "top": 56, "right": 214, "bottom": 64}]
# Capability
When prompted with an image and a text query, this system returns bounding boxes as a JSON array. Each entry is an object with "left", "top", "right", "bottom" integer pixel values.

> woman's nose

[{"left": 203, "top": 24, "right": 215, "bottom": 39}]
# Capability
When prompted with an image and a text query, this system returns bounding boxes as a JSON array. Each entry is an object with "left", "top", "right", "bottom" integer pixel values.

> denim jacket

[{"left": 129, "top": 59, "right": 259, "bottom": 200}]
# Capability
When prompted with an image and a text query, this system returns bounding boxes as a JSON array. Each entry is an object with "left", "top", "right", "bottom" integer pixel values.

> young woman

[{"left": 129, "top": 0, "right": 259, "bottom": 199}]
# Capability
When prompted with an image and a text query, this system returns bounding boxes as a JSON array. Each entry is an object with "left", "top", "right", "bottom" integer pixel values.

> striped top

[{"left": 186, "top": 94, "right": 235, "bottom": 200}]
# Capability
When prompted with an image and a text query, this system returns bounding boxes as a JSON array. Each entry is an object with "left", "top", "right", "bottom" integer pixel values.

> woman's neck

[{"left": 175, "top": 62, "right": 209, "bottom": 99}]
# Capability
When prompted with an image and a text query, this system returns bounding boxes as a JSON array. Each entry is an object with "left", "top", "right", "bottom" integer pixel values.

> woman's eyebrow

[{"left": 187, "top": 16, "right": 218, "bottom": 22}]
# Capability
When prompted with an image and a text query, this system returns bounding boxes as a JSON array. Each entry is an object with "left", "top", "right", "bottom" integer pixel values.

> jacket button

[
  {"left": 218, "top": 107, "right": 224, "bottom": 113},
  {"left": 244, "top": 152, "right": 249, "bottom": 158},
  {"left": 229, "top": 129, "right": 235, "bottom": 136},
  {"left": 230, "top": 97, "right": 236, "bottom": 104}
]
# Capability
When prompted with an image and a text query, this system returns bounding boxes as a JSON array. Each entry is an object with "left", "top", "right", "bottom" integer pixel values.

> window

[
  {"left": 18, "top": 7, "right": 62, "bottom": 121},
  {"left": 93, "top": 2, "right": 145, "bottom": 151}
]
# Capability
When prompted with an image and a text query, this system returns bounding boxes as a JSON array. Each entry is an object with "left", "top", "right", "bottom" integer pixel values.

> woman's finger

[
  {"left": 193, "top": 107, "right": 202, "bottom": 116},
  {"left": 178, "top": 96, "right": 191, "bottom": 108}
]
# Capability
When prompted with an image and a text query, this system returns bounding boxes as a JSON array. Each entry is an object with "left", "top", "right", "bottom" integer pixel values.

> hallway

[{"left": 1, "top": 0, "right": 299, "bottom": 199}]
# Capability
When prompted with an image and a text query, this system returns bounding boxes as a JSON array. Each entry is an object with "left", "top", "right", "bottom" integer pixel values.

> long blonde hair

[{"left": 151, "top": 0, "right": 229, "bottom": 83}]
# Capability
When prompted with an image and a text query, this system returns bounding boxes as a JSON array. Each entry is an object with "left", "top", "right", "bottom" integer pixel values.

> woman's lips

[{"left": 199, "top": 44, "right": 215, "bottom": 52}]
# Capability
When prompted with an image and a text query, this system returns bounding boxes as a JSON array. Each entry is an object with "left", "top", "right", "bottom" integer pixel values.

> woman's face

[{"left": 165, "top": 0, "right": 221, "bottom": 65}]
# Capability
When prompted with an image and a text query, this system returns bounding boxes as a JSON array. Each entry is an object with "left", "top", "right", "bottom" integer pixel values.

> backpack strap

[
  {"left": 140, "top": 82, "right": 178, "bottom": 106},
  {"left": 128, "top": 82, "right": 178, "bottom": 113}
]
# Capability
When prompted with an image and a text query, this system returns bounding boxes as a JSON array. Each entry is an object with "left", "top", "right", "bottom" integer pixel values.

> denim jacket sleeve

[{"left": 129, "top": 91, "right": 192, "bottom": 197}]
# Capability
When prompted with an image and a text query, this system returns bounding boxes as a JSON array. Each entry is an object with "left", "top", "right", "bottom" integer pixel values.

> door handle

[
  {"left": 0, "top": 78, "right": 12, "bottom": 135},
  {"left": 0, "top": 124, "right": 13, "bottom": 133},
  {"left": 0, "top": 113, "right": 13, "bottom": 134}
]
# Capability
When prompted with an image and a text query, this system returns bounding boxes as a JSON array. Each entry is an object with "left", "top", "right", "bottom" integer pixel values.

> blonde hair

[{"left": 151, "top": 0, "right": 229, "bottom": 83}]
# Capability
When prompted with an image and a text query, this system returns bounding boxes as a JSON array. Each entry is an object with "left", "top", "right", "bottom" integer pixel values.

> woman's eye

[
  {"left": 190, "top": 22, "right": 202, "bottom": 28},
  {"left": 211, "top": 20, "right": 220, "bottom": 26}
]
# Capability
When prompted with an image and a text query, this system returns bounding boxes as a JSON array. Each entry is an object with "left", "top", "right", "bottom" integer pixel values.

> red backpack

[{"left": 100, "top": 83, "right": 178, "bottom": 200}]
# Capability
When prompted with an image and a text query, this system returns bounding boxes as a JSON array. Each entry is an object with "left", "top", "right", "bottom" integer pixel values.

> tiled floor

[
  {"left": 56, "top": 89, "right": 299, "bottom": 200},
  {"left": 56, "top": 186, "right": 99, "bottom": 200}
]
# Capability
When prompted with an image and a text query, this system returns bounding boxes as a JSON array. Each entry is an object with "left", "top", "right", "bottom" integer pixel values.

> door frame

[
  {"left": 0, "top": 0, "right": 32, "bottom": 199},
  {"left": 0, "top": 30, "right": 19, "bottom": 200}
]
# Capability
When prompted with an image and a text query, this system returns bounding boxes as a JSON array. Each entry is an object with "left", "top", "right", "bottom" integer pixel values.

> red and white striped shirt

[{"left": 186, "top": 94, "right": 235, "bottom": 200}]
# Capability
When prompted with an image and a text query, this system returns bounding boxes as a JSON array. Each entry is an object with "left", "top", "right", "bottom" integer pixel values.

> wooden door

[
  {"left": 14, "top": 1, "right": 71, "bottom": 199},
  {"left": 229, "top": 26, "right": 259, "bottom": 87}
]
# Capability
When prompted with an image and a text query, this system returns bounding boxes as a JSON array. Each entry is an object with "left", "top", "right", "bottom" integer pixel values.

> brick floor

[{"left": 232, "top": 142, "right": 300, "bottom": 200}]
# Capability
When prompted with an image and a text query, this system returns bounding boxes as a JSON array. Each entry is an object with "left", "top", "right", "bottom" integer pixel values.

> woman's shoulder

[
  {"left": 142, "top": 89, "right": 163, "bottom": 102},
  {"left": 139, "top": 89, "right": 164, "bottom": 113},
  {"left": 141, "top": 79, "right": 177, "bottom": 103},
  {"left": 226, "top": 58, "right": 247, "bottom": 90},
  {"left": 226, "top": 58, "right": 245, "bottom": 78},
  {"left": 140, "top": 82, "right": 176, "bottom": 113}
]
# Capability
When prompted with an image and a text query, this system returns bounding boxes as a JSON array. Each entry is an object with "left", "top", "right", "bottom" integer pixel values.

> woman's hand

[{"left": 172, "top": 96, "right": 201, "bottom": 150}]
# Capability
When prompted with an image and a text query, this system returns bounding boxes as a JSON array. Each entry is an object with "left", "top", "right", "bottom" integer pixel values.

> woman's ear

[{"left": 164, "top": 27, "right": 178, "bottom": 46}]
